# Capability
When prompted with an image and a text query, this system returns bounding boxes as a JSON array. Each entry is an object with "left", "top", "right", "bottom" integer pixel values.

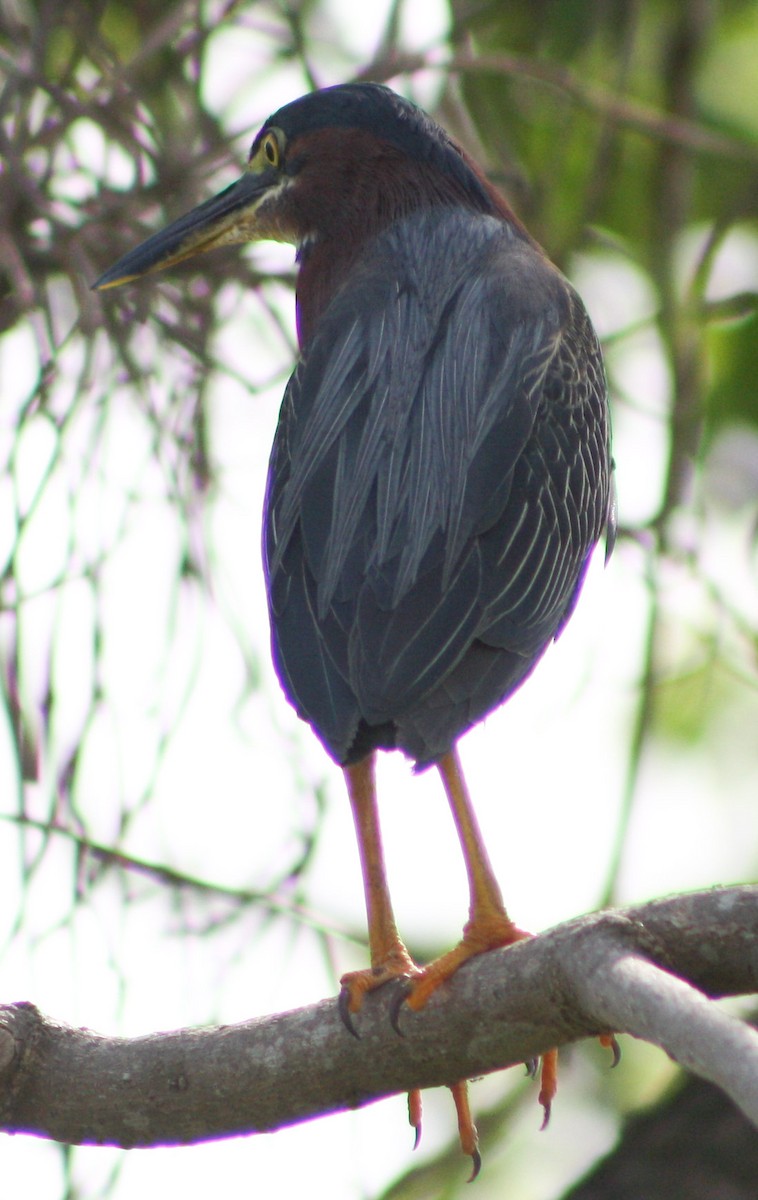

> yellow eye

[
  {"left": 249, "top": 126, "right": 286, "bottom": 175},
  {"left": 261, "top": 132, "right": 280, "bottom": 168}
]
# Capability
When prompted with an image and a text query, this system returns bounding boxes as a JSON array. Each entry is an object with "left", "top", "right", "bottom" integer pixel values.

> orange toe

[
  {"left": 538, "top": 1048, "right": 558, "bottom": 1128},
  {"left": 408, "top": 1088, "right": 423, "bottom": 1149},
  {"left": 403, "top": 912, "right": 527, "bottom": 1012},
  {"left": 338, "top": 943, "right": 419, "bottom": 1033},
  {"left": 450, "top": 1079, "right": 481, "bottom": 1180}
]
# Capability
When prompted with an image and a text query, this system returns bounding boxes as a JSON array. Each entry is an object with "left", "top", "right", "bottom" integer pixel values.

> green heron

[{"left": 94, "top": 82, "right": 614, "bottom": 1174}]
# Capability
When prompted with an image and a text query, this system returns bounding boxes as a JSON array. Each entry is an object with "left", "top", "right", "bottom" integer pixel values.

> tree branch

[{"left": 1, "top": 886, "right": 756, "bottom": 1148}]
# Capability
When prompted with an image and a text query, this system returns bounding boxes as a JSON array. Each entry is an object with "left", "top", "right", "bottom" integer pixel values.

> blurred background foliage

[{"left": 1, "top": 1, "right": 757, "bottom": 1198}]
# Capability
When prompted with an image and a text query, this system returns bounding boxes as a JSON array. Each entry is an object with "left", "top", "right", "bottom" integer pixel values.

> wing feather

[{"left": 264, "top": 207, "right": 612, "bottom": 763}]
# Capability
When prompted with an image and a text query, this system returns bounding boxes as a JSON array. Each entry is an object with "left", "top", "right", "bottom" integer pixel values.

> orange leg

[
  {"left": 338, "top": 752, "right": 418, "bottom": 1024},
  {"left": 403, "top": 746, "right": 527, "bottom": 1011},
  {"left": 337, "top": 746, "right": 558, "bottom": 1169},
  {"left": 403, "top": 748, "right": 558, "bottom": 1136}
]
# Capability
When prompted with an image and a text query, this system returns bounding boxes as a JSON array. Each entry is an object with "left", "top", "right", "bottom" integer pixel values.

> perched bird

[{"left": 94, "top": 82, "right": 614, "bottom": 1174}]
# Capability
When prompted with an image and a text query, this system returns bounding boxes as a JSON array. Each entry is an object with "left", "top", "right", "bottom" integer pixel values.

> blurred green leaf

[{"left": 707, "top": 313, "right": 758, "bottom": 430}]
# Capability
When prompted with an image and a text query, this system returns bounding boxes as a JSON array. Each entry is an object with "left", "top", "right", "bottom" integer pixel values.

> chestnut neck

[{"left": 287, "top": 130, "right": 523, "bottom": 347}]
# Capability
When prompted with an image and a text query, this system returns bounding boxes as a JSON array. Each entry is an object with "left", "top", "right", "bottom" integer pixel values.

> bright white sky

[{"left": 2, "top": 3, "right": 757, "bottom": 1198}]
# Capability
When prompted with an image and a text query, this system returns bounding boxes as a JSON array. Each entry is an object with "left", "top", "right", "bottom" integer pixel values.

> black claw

[
  {"left": 389, "top": 978, "right": 412, "bottom": 1035},
  {"left": 539, "top": 1100, "right": 552, "bottom": 1132},
  {"left": 524, "top": 1057, "right": 538, "bottom": 1079},
  {"left": 338, "top": 987, "right": 361, "bottom": 1038},
  {"left": 467, "top": 1149, "right": 482, "bottom": 1183},
  {"left": 608, "top": 1033, "right": 622, "bottom": 1069},
  {"left": 412, "top": 1122, "right": 422, "bottom": 1151}
]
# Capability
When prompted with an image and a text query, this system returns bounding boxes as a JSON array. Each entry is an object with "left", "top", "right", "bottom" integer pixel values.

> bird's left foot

[
  {"left": 338, "top": 913, "right": 559, "bottom": 1173},
  {"left": 395, "top": 909, "right": 528, "bottom": 1014},
  {"left": 393, "top": 913, "right": 559, "bottom": 1140},
  {"left": 338, "top": 910, "right": 525, "bottom": 1033}
]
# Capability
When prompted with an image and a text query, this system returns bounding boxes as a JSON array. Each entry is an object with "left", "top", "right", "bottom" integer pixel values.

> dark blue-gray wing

[{"left": 264, "top": 209, "right": 612, "bottom": 765}]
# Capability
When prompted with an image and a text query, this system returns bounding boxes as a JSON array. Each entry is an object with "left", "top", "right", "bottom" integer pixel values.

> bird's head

[{"left": 92, "top": 83, "right": 512, "bottom": 299}]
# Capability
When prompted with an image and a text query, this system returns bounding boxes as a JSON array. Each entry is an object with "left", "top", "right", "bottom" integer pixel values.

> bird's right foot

[
  {"left": 338, "top": 945, "right": 420, "bottom": 1037},
  {"left": 338, "top": 947, "right": 484, "bottom": 1176}
]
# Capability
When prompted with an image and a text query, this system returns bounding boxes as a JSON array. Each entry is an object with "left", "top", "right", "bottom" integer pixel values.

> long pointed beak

[{"left": 92, "top": 168, "right": 280, "bottom": 290}]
